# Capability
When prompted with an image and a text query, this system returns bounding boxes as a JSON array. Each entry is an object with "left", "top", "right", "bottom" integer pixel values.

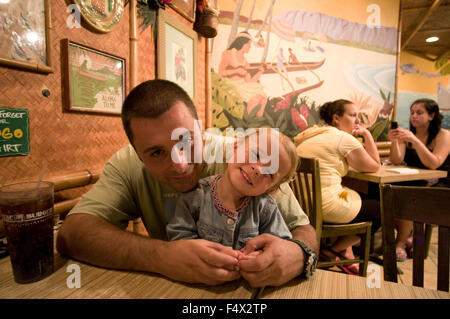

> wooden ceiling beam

[
  {"left": 405, "top": 49, "right": 436, "bottom": 62},
  {"left": 435, "top": 47, "right": 450, "bottom": 61},
  {"left": 402, "top": 3, "right": 450, "bottom": 13},
  {"left": 401, "top": 0, "right": 443, "bottom": 50},
  {"left": 417, "top": 27, "right": 450, "bottom": 33}
]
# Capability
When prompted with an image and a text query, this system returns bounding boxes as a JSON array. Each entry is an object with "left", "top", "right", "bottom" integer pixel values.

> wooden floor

[{"left": 324, "top": 227, "right": 449, "bottom": 291}]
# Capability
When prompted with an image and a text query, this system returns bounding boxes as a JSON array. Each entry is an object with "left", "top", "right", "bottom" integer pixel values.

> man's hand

[
  {"left": 156, "top": 239, "right": 241, "bottom": 285},
  {"left": 237, "top": 233, "right": 304, "bottom": 287}
]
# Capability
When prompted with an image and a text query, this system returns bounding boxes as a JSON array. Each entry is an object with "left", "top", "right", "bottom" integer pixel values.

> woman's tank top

[{"left": 404, "top": 146, "right": 449, "bottom": 187}]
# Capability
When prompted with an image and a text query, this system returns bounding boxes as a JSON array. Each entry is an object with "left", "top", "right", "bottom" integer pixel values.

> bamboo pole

[
  {"left": 393, "top": 1, "right": 402, "bottom": 122},
  {"left": 129, "top": 0, "right": 138, "bottom": 90},
  {"left": 205, "top": 38, "right": 212, "bottom": 129}
]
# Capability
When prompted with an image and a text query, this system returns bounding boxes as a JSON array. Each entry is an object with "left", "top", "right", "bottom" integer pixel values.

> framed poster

[
  {"left": 63, "top": 39, "right": 126, "bottom": 115},
  {"left": 0, "top": 0, "right": 53, "bottom": 73},
  {"left": 0, "top": 107, "right": 30, "bottom": 157},
  {"left": 157, "top": 9, "right": 197, "bottom": 105},
  {"left": 169, "top": 0, "right": 196, "bottom": 22}
]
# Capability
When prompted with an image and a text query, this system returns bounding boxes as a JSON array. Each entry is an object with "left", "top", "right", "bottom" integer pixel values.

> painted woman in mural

[
  {"left": 218, "top": 32, "right": 268, "bottom": 117},
  {"left": 388, "top": 98, "right": 450, "bottom": 261}
]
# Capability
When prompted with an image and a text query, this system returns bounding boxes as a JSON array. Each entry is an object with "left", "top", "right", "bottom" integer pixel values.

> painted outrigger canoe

[{"left": 246, "top": 59, "right": 325, "bottom": 76}]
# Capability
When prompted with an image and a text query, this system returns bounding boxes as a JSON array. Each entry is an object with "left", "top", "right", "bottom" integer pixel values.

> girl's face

[
  {"left": 226, "top": 133, "right": 291, "bottom": 197},
  {"left": 333, "top": 103, "right": 360, "bottom": 135},
  {"left": 410, "top": 103, "right": 433, "bottom": 128}
]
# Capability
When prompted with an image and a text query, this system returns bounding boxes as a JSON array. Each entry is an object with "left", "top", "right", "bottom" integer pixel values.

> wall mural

[
  {"left": 397, "top": 52, "right": 449, "bottom": 129},
  {"left": 210, "top": 0, "right": 399, "bottom": 141}
]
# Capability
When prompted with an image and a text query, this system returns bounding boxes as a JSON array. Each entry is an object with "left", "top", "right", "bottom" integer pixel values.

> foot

[{"left": 396, "top": 247, "right": 407, "bottom": 262}]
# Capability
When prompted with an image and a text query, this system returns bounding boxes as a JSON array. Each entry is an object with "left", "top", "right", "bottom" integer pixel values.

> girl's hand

[
  {"left": 388, "top": 128, "right": 401, "bottom": 141},
  {"left": 352, "top": 124, "right": 369, "bottom": 137},
  {"left": 395, "top": 128, "right": 420, "bottom": 146}
]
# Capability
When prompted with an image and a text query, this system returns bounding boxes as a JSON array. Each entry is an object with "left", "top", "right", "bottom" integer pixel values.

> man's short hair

[{"left": 121, "top": 79, "right": 198, "bottom": 144}]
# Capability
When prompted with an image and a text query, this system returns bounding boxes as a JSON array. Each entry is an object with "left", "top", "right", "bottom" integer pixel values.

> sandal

[
  {"left": 321, "top": 247, "right": 360, "bottom": 276},
  {"left": 396, "top": 248, "right": 407, "bottom": 262},
  {"left": 338, "top": 264, "right": 360, "bottom": 275}
]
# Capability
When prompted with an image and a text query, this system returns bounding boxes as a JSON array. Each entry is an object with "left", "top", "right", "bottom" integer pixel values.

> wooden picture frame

[
  {"left": 168, "top": 0, "right": 196, "bottom": 23},
  {"left": 0, "top": 0, "right": 53, "bottom": 73},
  {"left": 157, "top": 9, "right": 198, "bottom": 105},
  {"left": 62, "top": 39, "right": 126, "bottom": 115}
]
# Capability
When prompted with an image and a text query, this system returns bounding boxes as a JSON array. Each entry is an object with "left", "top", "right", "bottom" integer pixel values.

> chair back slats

[
  {"left": 438, "top": 226, "right": 450, "bottom": 292},
  {"left": 412, "top": 221, "right": 425, "bottom": 288},
  {"left": 381, "top": 184, "right": 450, "bottom": 292}
]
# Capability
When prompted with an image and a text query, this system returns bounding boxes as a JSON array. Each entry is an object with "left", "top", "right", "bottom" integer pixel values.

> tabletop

[
  {"left": 0, "top": 253, "right": 255, "bottom": 299},
  {"left": 2, "top": 253, "right": 449, "bottom": 299},
  {"left": 346, "top": 165, "right": 447, "bottom": 184},
  {"left": 258, "top": 269, "right": 450, "bottom": 299}
]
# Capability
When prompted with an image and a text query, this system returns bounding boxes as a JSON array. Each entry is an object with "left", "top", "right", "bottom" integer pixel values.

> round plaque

[{"left": 74, "top": 0, "right": 124, "bottom": 33}]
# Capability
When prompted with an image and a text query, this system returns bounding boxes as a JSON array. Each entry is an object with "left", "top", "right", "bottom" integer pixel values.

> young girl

[{"left": 166, "top": 129, "right": 298, "bottom": 255}]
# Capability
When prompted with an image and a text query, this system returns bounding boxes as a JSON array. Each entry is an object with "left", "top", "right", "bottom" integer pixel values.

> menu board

[{"left": 0, "top": 107, "right": 30, "bottom": 156}]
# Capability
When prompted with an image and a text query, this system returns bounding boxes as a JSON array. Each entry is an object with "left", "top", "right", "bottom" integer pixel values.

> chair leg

[
  {"left": 359, "top": 226, "right": 372, "bottom": 277},
  {"left": 424, "top": 224, "right": 434, "bottom": 259}
]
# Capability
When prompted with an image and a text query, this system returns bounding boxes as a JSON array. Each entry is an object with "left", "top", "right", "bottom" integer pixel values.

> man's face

[{"left": 130, "top": 102, "right": 203, "bottom": 192}]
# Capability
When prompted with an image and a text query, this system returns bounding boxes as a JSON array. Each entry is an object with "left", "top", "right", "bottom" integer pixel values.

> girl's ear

[
  {"left": 267, "top": 185, "right": 278, "bottom": 194},
  {"left": 332, "top": 113, "right": 340, "bottom": 125}
]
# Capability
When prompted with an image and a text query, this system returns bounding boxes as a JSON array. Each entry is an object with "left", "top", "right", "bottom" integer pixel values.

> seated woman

[
  {"left": 218, "top": 31, "right": 267, "bottom": 117},
  {"left": 388, "top": 98, "right": 449, "bottom": 261},
  {"left": 295, "top": 99, "right": 381, "bottom": 275}
]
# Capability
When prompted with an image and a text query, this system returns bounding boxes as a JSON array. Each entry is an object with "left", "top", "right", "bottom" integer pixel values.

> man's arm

[
  {"left": 57, "top": 213, "right": 240, "bottom": 285},
  {"left": 238, "top": 224, "right": 317, "bottom": 287}
]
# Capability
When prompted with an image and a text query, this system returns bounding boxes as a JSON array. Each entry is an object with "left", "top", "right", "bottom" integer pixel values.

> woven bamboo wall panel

[{"left": 0, "top": 2, "right": 206, "bottom": 185}]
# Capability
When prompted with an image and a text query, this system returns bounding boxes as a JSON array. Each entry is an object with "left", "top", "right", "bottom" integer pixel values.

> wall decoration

[
  {"left": 73, "top": 0, "right": 124, "bottom": 33},
  {"left": 0, "top": 107, "right": 30, "bottom": 157},
  {"left": 63, "top": 39, "right": 126, "bottom": 115},
  {"left": 169, "top": 0, "right": 196, "bottom": 22},
  {"left": 397, "top": 51, "right": 449, "bottom": 129},
  {"left": 157, "top": 9, "right": 197, "bottom": 104},
  {"left": 211, "top": 0, "right": 400, "bottom": 142},
  {"left": 0, "top": 0, "right": 53, "bottom": 73}
]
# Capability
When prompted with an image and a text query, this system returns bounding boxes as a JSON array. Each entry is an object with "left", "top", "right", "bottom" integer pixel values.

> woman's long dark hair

[{"left": 409, "top": 98, "right": 443, "bottom": 146}]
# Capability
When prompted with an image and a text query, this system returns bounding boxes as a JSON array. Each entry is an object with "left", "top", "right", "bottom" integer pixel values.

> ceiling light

[{"left": 425, "top": 36, "right": 439, "bottom": 43}]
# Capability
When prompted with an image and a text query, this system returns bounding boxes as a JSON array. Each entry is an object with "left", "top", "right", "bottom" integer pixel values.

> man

[{"left": 57, "top": 79, "right": 318, "bottom": 287}]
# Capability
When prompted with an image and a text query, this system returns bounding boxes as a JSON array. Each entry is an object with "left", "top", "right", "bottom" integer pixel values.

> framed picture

[
  {"left": 0, "top": 0, "right": 53, "bottom": 73},
  {"left": 168, "top": 0, "right": 196, "bottom": 23},
  {"left": 157, "top": 9, "right": 198, "bottom": 105},
  {"left": 62, "top": 39, "right": 126, "bottom": 115}
]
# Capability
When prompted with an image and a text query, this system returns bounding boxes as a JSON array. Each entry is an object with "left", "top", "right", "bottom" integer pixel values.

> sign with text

[{"left": 0, "top": 107, "right": 30, "bottom": 156}]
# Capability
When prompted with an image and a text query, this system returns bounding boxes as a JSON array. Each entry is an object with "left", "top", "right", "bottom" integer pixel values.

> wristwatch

[{"left": 287, "top": 239, "right": 318, "bottom": 279}]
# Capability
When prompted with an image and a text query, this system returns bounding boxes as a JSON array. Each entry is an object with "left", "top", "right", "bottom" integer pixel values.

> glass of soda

[{"left": 0, "top": 181, "right": 54, "bottom": 284}]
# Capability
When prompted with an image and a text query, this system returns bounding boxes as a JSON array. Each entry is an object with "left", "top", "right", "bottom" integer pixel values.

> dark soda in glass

[{"left": 0, "top": 182, "right": 54, "bottom": 284}]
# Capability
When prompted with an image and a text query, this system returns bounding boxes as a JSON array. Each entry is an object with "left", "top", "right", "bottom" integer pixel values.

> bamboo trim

[
  {"left": 393, "top": 1, "right": 402, "bottom": 122},
  {"left": 129, "top": 0, "right": 138, "bottom": 90},
  {"left": 205, "top": 38, "right": 212, "bottom": 129},
  {"left": 54, "top": 197, "right": 81, "bottom": 216},
  {"left": 49, "top": 170, "right": 101, "bottom": 191}
]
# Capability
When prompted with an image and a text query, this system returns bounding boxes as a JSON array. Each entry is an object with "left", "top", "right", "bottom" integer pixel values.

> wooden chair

[
  {"left": 290, "top": 157, "right": 372, "bottom": 276},
  {"left": 380, "top": 184, "right": 450, "bottom": 292}
]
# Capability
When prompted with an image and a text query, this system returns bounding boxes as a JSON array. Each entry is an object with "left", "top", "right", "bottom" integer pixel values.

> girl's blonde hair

[{"left": 244, "top": 128, "right": 298, "bottom": 190}]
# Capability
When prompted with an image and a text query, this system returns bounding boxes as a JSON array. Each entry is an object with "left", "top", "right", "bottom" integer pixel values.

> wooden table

[
  {"left": 1, "top": 254, "right": 449, "bottom": 299},
  {"left": 346, "top": 165, "right": 447, "bottom": 184},
  {"left": 258, "top": 269, "right": 450, "bottom": 299},
  {"left": 0, "top": 252, "right": 255, "bottom": 299}
]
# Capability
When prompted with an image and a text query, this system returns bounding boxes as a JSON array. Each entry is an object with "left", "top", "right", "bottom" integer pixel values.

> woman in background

[
  {"left": 295, "top": 99, "right": 380, "bottom": 275},
  {"left": 388, "top": 98, "right": 449, "bottom": 261}
]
